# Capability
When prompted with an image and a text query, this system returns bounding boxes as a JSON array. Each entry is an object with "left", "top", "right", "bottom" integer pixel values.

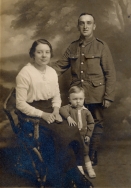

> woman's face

[{"left": 34, "top": 43, "right": 51, "bottom": 66}]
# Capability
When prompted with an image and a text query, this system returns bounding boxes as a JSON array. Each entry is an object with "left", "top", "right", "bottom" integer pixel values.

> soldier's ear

[
  {"left": 93, "top": 23, "right": 96, "bottom": 30},
  {"left": 68, "top": 97, "right": 71, "bottom": 103}
]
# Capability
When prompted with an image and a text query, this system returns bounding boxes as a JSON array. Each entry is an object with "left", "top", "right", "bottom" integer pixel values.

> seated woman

[{"left": 16, "top": 39, "right": 93, "bottom": 188}]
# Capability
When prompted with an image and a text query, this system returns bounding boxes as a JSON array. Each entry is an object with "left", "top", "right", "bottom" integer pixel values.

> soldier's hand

[
  {"left": 84, "top": 136, "right": 90, "bottom": 143},
  {"left": 102, "top": 99, "right": 112, "bottom": 108}
]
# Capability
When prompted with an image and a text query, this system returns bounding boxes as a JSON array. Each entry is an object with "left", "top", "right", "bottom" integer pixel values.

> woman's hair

[
  {"left": 69, "top": 86, "right": 85, "bottom": 96},
  {"left": 29, "top": 39, "right": 53, "bottom": 58}
]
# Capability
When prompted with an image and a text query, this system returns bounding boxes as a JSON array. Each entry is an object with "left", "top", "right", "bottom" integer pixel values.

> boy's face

[{"left": 69, "top": 91, "right": 85, "bottom": 108}]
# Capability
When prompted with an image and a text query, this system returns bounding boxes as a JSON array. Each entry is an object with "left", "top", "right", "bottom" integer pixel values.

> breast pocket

[
  {"left": 84, "top": 53, "right": 103, "bottom": 75},
  {"left": 69, "top": 54, "right": 79, "bottom": 74}
]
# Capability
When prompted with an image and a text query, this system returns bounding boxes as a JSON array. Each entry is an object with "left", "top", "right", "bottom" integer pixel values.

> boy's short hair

[{"left": 69, "top": 86, "right": 85, "bottom": 96}]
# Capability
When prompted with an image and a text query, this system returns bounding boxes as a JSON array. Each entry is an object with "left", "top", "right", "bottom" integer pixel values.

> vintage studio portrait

[{"left": 0, "top": 0, "right": 131, "bottom": 188}]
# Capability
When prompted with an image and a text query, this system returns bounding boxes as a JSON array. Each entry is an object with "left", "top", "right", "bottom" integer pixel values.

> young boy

[{"left": 60, "top": 86, "right": 96, "bottom": 178}]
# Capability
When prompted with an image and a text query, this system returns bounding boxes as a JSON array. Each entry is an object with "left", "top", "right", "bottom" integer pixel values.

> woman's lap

[
  {"left": 26, "top": 100, "right": 84, "bottom": 171},
  {"left": 40, "top": 119, "right": 82, "bottom": 145},
  {"left": 39, "top": 119, "right": 84, "bottom": 171}
]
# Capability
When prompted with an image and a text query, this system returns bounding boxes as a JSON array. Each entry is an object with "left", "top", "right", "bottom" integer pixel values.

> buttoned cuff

[
  {"left": 52, "top": 103, "right": 61, "bottom": 109},
  {"left": 34, "top": 109, "right": 43, "bottom": 118}
]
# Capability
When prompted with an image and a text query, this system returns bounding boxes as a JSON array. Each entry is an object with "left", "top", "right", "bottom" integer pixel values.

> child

[{"left": 60, "top": 86, "right": 96, "bottom": 178}]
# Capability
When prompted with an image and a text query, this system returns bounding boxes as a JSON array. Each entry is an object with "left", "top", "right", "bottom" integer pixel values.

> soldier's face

[{"left": 78, "top": 15, "right": 96, "bottom": 38}]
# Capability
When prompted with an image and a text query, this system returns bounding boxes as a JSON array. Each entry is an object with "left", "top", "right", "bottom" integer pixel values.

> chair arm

[{"left": 15, "top": 109, "right": 40, "bottom": 140}]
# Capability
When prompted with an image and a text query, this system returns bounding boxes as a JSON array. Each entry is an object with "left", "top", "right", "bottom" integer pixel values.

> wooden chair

[{"left": 3, "top": 87, "right": 47, "bottom": 188}]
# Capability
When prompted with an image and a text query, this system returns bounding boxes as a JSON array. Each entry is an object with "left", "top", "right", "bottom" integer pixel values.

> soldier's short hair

[{"left": 78, "top": 12, "right": 95, "bottom": 25}]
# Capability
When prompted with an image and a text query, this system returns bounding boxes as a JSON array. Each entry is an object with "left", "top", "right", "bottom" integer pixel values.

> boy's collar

[{"left": 70, "top": 104, "right": 87, "bottom": 110}]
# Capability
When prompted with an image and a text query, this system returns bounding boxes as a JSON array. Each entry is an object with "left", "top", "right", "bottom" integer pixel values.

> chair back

[
  {"left": 3, "top": 87, "right": 40, "bottom": 139},
  {"left": 3, "top": 87, "right": 19, "bottom": 134}
]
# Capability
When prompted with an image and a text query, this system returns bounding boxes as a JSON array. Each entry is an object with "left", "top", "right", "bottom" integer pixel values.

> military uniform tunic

[
  {"left": 53, "top": 36, "right": 116, "bottom": 104},
  {"left": 53, "top": 35, "right": 116, "bottom": 151}
]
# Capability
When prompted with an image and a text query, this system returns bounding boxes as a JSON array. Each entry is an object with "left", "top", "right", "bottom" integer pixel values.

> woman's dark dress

[{"left": 20, "top": 99, "right": 84, "bottom": 185}]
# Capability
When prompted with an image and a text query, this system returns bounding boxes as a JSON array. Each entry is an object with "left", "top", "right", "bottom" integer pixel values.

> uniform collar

[{"left": 79, "top": 35, "right": 95, "bottom": 46}]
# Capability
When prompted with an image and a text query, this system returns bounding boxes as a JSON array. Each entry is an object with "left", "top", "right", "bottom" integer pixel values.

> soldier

[{"left": 52, "top": 13, "right": 116, "bottom": 166}]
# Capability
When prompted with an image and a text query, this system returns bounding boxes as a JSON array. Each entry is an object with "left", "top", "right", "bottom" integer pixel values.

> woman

[{"left": 16, "top": 39, "right": 93, "bottom": 188}]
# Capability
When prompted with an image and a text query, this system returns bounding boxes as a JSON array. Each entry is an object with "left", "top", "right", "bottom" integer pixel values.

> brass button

[
  {"left": 81, "top": 53, "right": 84, "bottom": 56},
  {"left": 81, "top": 71, "right": 83, "bottom": 73},
  {"left": 81, "top": 62, "right": 84, "bottom": 64},
  {"left": 81, "top": 79, "right": 84, "bottom": 82},
  {"left": 100, "top": 83, "right": 102, "bottom": 85}
]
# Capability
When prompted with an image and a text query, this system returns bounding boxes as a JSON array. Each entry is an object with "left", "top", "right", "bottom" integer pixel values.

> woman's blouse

[{"left": 16, "top": 63, "right": 61, "bottom": 117}]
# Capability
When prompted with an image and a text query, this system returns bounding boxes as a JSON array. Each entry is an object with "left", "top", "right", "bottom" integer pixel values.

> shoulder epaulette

[
  {"left": 96, "top": 38, "right": 105, "bottom": 45},
  {"left": 71, "top": 39, "right": 79, "bottom": 44}
]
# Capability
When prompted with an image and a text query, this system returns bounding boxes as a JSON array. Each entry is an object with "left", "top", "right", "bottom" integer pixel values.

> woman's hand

[
  {"left": 53, "top": 106, "right": 63, "bottom": 123},
  {"left": 53, "top": 111, "right": 63, "bottom": 123},
  {"left": 41, "top": 112, "right": 56, "bottom": 124},
  {"left": 67, "top": 116, "right": 77, "bottom": 126}
]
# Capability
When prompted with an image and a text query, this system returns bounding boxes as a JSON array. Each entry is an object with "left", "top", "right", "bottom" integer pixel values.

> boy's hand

[
  {"left": 67, "top": 116, "right": 77, "bottom": 126},
  {"left": 84, "top": 136, "right": 90, "bottom": 143}
]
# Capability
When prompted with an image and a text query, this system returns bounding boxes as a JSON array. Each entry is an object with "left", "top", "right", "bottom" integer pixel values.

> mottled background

[{"left": 0, "top": 0, "right": 131, "bottom": 147}]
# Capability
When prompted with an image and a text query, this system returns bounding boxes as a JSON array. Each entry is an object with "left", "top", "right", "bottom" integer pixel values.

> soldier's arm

[
  {"left": 101, "top": 42, "right": 116, "bottom": 102},
  {"left": 51, "top": 45, "right": 71, "bottom": 76}
]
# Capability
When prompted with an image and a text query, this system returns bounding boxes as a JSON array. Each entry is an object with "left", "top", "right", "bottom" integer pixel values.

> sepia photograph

[{"left": 0, "top": 0, "right": 131, "bottom": 187}]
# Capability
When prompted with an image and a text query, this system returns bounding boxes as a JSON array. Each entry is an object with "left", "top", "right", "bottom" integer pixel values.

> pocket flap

[
  {"left": 69, "top": 54, "right": 78, "bottom": 59},
  {"left": 84, "top": 53, "right": 101, "bottom": 59},
  {"left": 92, "top": 79, "right": 105, "bottom": 87}
]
